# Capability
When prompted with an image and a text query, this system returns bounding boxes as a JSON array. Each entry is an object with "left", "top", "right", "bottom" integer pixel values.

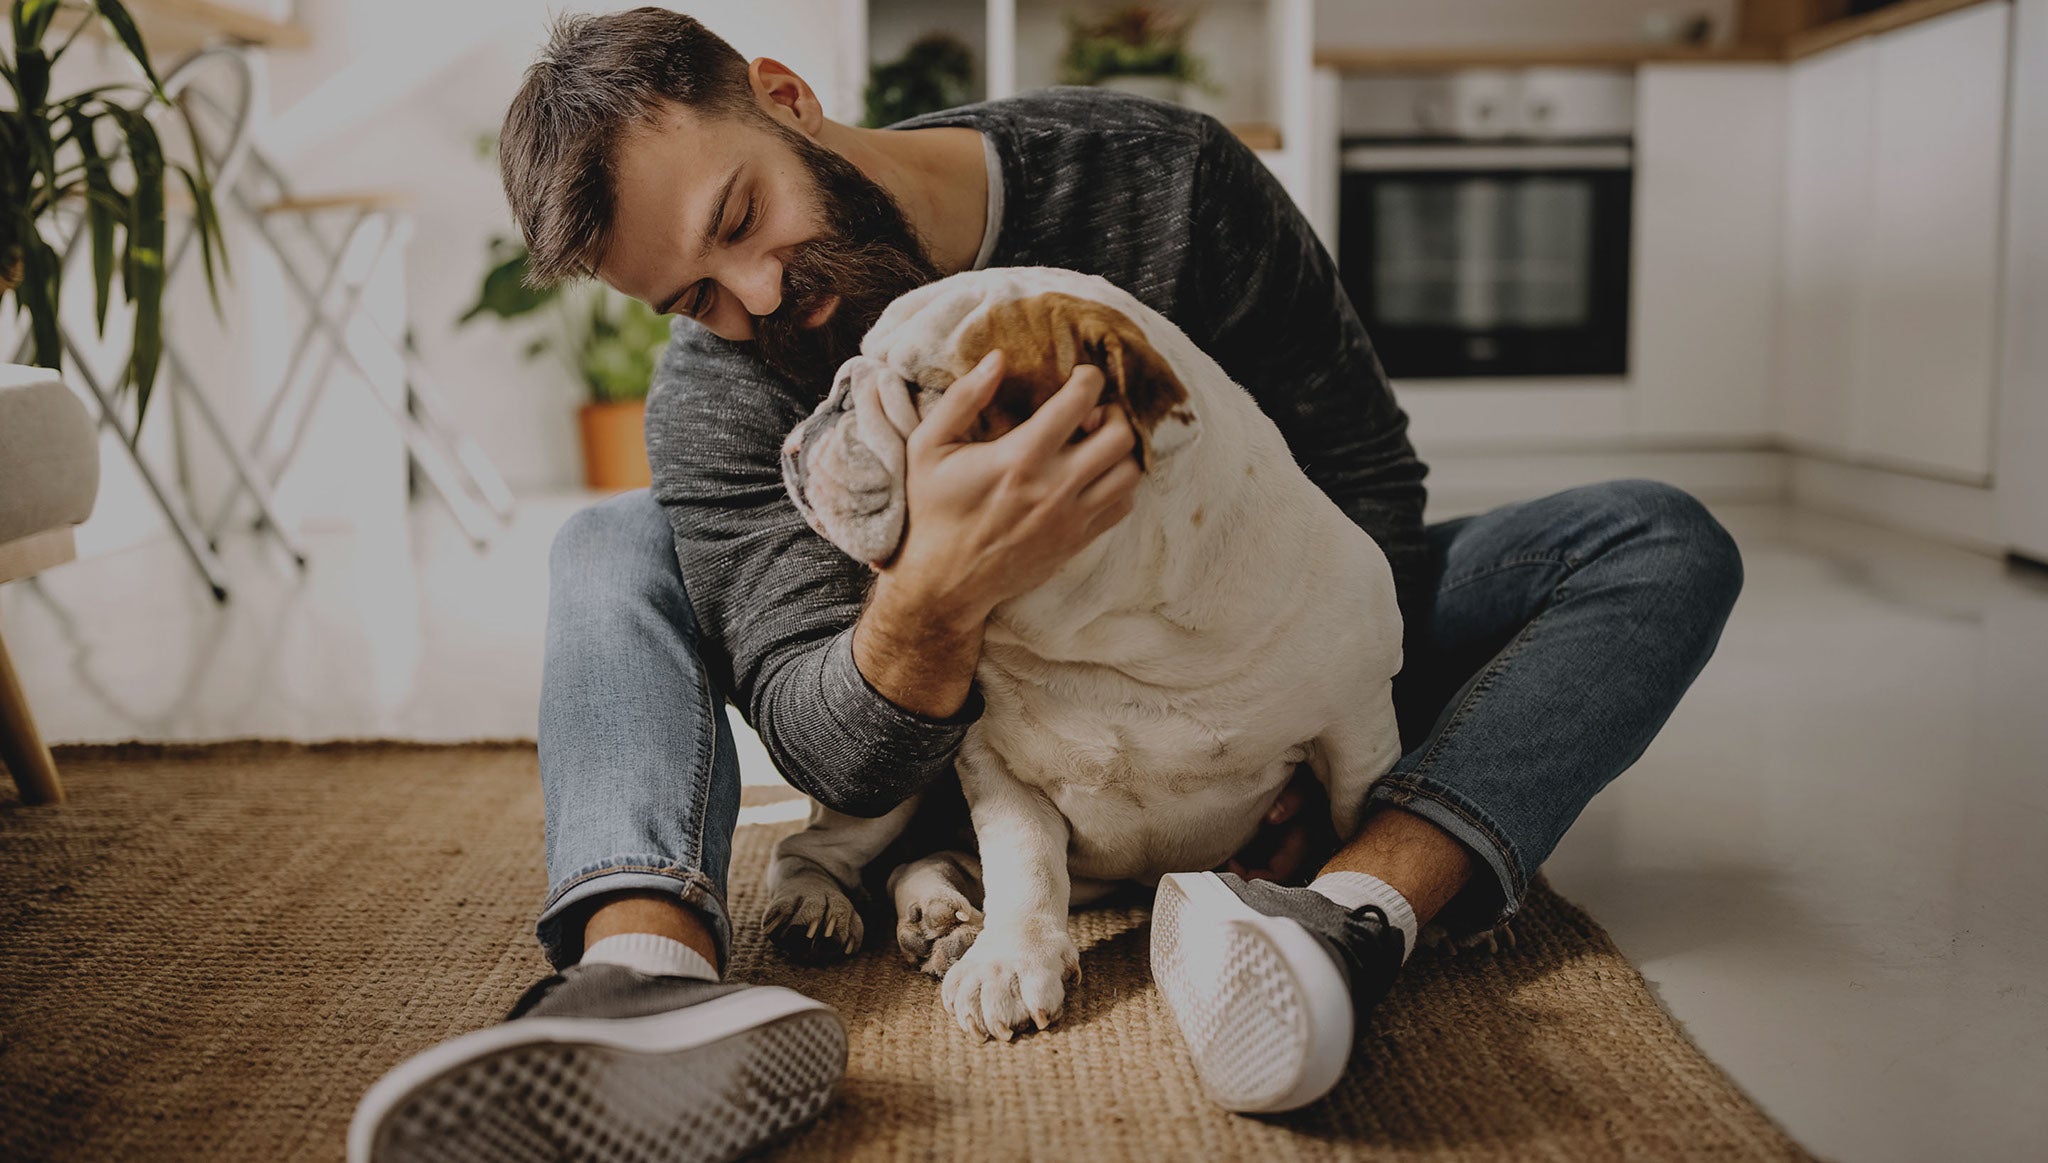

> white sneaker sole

[
  {"left": 1151, "top": 871, "right": 1355, "bottom": 1113},
  {"left": 347, "top": 985, "right": 845, "bottom": 1163}
]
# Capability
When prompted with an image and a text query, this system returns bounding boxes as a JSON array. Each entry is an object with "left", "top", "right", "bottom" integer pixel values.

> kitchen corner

[{"left": 1301, "top": 0, "right": 2027, "bottom": 552}]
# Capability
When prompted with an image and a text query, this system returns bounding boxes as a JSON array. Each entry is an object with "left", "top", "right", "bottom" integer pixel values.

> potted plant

[
  {"left": 1058, "top": 3, "right": 1221, "bottom": 106},
  {"left": 2, "top": 0, "right": 229, "bottom": 422},
  {"left": 460, "top": 236, "right": 667, "bottom": 491},
  {"left": 863, "top": 31, "right": 977, "bottom": 128}
]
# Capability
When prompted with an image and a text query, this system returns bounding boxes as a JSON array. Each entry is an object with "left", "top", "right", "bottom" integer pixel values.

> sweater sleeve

[
  {"left": 642, "top": 339, "right": 983, "bottom": 817},
  {"left": 1184, "top": 113, "right": 1433, "bottom": 620}
]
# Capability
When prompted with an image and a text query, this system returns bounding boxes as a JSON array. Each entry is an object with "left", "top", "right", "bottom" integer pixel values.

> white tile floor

[{"left": 4, "top": 494, "right": 2045, "bottom": 1161}]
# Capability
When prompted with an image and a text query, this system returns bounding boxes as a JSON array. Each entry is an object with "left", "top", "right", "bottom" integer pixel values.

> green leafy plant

[
  {"left": 460, "top": 236, "right": 667, "bottom": 406},
  {"left": 863, "top": 31, "right": 976, "bottom": 128},
  {"left": 2, "top": 0, "right": 230, "bottom": 420},
  {"left": 1058, "top": 3, "right": 1221, "bottom": 93}
]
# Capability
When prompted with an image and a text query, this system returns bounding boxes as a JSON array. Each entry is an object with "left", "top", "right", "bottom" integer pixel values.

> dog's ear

[
  {"left": 956, "top": 291, "right": 1199, "bottom": 470},
  {"left": 1069, "top": 297, "right": 1200, "bottom": 469},
  {"left": 779, "top": 356, "right": 922, "bottom": 568}
]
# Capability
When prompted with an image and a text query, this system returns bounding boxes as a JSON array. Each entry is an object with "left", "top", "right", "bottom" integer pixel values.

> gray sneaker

[
  {"left": 347, "top": 962, "right": 846, "bottom": 1163},
  {"left": 1151, "top": 871, "right": 1406, "bottom": 1114}
]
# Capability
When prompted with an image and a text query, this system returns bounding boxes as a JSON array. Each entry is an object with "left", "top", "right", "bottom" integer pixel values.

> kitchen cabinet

[
  {"left": 1997, "top": 0, "right": 2048, "bottom": 560},
  {"left": 1776, "top": 1, "right": 2010, "bottom": 480},
  {"left": 1856, "top": 1, "right": 2008, "bottom": 478},
  {"left": 1631, "top": 64, "right": 1786, "bottom": 440},
  {"left": 1776, "top": 39, "right": 1875, "bottom": 454}
]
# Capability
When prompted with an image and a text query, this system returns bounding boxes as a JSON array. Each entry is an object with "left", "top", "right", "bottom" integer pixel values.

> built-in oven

[{"left": 1335, "top": 70, "right": 1636, "bottom": 379}]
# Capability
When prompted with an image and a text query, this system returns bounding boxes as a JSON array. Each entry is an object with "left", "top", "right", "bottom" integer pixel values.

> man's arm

[
  {"left": 644, "top": 355, "right": 985, "bottom": 818},
  {"left": 644, "top": 329, "right": 1139, "bottom": 820},
  {"left": 1185, "top": 115, "right": 1432, "bottom": 617},
  {"left": 854, "top": 571, "right": 985, "bottom": 719}
]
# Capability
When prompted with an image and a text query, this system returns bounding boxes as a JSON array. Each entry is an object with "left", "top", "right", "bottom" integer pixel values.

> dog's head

[{"left": 780, "top": 270, "right": 1202, "bottom": 568}]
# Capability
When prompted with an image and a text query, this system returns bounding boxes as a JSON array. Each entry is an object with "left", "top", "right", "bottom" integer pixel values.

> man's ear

[{"left": 779, "top": 356, "right": 921, "bottom": 567}]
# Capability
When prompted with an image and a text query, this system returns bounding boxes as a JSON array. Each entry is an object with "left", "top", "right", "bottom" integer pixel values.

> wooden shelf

[
  {"left": 64, "top": 0, "right": 309, "bottom": 58},
  {"left": 137, "top": 0, "right": 306, "bottom": 49},
  {"left": 1314, "top": 41, "right": 1781, "bottom": 72},
  {"left": 1226, "top": 121, "right": 1283, "bottom": 151},
  {"left": 256, "top": 190, "right": 410, "bottom": 216}
]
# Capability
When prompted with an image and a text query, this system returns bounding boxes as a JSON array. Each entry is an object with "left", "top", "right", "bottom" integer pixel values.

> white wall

[
  {"left": 267, "top": 2, "right": 851, "bottom": 495},
  {"left": 13, "top": 1, "right": 859, "bottom": 575}
]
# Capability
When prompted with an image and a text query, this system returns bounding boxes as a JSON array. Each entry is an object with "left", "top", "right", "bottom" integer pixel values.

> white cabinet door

[
  {"left": 1631, "top": 65, "right": 1786, "bottom": 440},
  {"left": 1776, "top": 40, "right": 1876, "bottom": 455},
  {"left": 1998, "top": 0, "right": 2048, "bottom": 560},
  {"left": 1853, "top": 2, "right": 2010, "bottom": 479}
]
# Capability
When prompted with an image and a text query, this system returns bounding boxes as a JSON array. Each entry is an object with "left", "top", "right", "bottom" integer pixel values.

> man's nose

[{"left": 729, "top": 257, "right": 786, "bottom": 320}]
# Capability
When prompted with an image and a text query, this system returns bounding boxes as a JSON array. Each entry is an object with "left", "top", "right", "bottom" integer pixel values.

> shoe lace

[{"left": 1334, "top": 903, "right": 1405, "bottom": 1003}]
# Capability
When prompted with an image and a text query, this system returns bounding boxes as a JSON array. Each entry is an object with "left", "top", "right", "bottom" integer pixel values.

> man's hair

[{"left": 500, "top": 7, "right": 769, "bottom": 287}]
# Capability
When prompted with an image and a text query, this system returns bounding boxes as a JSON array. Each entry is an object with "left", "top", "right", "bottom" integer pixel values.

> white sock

[
  {"left": 580, "top": 932, "right": 719, "bottom": 982},
  {"left": 1308, "top": 871, "right": 1418, "bottom": 962}
]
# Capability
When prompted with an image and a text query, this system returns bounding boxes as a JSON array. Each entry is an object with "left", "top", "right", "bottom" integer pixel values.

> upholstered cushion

[{"left": 0, "top": 364, "right": 101, "bottom": 545}]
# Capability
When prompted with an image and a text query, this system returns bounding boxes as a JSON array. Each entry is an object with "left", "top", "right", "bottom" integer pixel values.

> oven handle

[{"left": 1341, "top": 143, "right": 1633, "bottom": 172}]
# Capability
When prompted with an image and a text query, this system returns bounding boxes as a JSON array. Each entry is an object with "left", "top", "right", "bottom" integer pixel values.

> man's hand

[
  {"left": 853, "top": 349, "right": 1141, "bottom": 721},
  {"left": 876, "top": 349, "right": 1144, "bottom": 625}
]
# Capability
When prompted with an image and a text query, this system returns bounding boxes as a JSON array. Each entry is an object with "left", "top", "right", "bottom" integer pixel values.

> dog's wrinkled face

[
  {"left": 779, "top": 355, "right": 925, "bottom": 566},
  {"left": 781, "top": 278, "right": 1201, "bottom": 569}
]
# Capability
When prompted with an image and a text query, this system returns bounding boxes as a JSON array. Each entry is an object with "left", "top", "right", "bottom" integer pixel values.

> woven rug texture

[{"left": 0, "top": 742, "right": 1811, "bottom": 1161}]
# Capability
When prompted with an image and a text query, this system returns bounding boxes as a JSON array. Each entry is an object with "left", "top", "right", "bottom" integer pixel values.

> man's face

[{"left": 598, "top": 100, "right": 940, "bottom": 395}]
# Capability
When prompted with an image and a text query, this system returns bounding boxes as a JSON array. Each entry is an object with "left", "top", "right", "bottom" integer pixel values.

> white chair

[{"left": 0, "top": 364, "right": 100, "bottom": 804}]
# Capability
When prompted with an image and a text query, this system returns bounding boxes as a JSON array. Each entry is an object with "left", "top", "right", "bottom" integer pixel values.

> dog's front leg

[
  {"left": 940, "top": 747, "right": 1079, "bottom": 1041},
  {"left": 1310, "top": 677, "right": 1404, "bottom": 841},
  {"left": 764, "top": 794, "right": 919, "bottom": 963}
]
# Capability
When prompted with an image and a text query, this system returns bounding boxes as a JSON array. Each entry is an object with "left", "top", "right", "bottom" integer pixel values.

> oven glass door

[{"left": 1339, "top": 152, "right": 1632, "bottom": 378}]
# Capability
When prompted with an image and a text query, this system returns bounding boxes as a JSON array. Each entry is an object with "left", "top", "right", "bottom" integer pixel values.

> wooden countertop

[
  {"left": 1315, "top": 0, "right": 2001, "bottom": 71},
  {"left": 1785, "top": 0, "right": 1997, "bottom": 58}
]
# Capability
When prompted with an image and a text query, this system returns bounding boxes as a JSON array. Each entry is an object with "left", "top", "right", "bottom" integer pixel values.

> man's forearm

[{"left": 853, "top": 571, "right": 988, "bottom": 720}]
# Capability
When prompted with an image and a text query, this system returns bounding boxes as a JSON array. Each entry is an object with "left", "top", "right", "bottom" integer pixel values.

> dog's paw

[
  {"left": 761, "top": 872, "right": 863, "bottom": 964},
  {"left": 939, "top": 922, "right": 1080, "bottom": 1041},
  {"left": 897, "top": 888, "right": 985, "bottom": 978}
]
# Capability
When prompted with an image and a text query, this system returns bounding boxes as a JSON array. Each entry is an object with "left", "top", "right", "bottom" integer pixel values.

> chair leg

[{"left": 0, "top": 623, "right": 65, "bottom": 805}]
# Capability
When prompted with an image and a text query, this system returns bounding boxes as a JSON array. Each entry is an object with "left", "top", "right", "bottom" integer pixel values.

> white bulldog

[{"left": 767, "top": 266, "right": 1405, "bottom": 1040}]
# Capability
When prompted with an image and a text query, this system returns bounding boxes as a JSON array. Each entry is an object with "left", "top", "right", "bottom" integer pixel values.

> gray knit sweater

[{"left": 644, "top": 87, "right": 1429, "bottom": 817}]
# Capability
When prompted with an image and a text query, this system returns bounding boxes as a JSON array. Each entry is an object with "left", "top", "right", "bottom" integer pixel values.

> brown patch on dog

[
  {"left": 948, "top": 292, "right": 1190, "bottom": 470},
  {"left": 1190, "top": 506, "right": 1204, "bottom": 527}
]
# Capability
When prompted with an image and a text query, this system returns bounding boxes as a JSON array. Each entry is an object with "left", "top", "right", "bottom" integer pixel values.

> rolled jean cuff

[
  {"left": 534, "top": 860, "right": 734, "bottom": 975},
  {"left": 1365, "top": 776, "right": 1528, "bottom": 937}
]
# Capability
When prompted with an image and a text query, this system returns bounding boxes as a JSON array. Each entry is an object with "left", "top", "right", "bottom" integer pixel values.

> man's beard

[{"left": 749, "top": 121, "right": 942, "bottom": 396}]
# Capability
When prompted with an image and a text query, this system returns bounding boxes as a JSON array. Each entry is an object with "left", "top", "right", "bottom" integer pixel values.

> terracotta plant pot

[{"left": 578, "top": 400, "right": 652, "bottom": 491}]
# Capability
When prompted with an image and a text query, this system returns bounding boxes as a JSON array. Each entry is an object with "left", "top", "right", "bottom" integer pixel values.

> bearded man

[{"left": 348, "top": 9, "right": 1742, "bottom": 1162}]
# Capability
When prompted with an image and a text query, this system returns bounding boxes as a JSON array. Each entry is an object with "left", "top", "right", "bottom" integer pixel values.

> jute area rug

[{"left": 0, "top": 743, "right": 1811, "bottom": 1162}]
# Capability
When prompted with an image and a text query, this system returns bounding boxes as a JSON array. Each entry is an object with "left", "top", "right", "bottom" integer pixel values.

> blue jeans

[{"left": 534, "top": 479, "right": 1742, "bottom": 969}]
